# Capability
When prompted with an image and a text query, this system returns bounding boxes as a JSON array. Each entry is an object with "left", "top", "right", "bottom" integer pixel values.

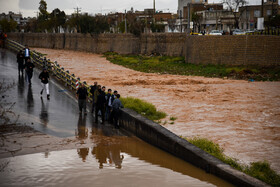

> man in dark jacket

[
  {"left": 111, "top": 94, "right": 123, "bottom": 128},
  {"left": 39, "top": 68, "right": 50, "bottom": 100},
  {"left": 90, "top": 82, "right": 97, "bottom": 113},
  {"left": 105, "top": 88, "right": 112, "bottom": 121},
  {"left": 17, "top": 50, "right": 24, "bottom": 75},
  {"left": 24, "top": 58, "right": 35, "bottom": 85},
  {"left": 76, "top": 83, "right": 88, "bottom": 115},
  {"left": 95, "top": 86, "right": 106, "bottom": 124}
]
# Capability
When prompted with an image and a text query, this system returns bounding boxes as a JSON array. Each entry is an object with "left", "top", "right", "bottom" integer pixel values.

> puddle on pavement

[{"left": 0, "top": 146, "right": 233, "bottom": 187}]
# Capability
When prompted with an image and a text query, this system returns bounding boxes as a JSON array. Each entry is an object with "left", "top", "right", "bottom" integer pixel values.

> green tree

[
  {"left": 0, "top": 18, "right": 17, "bottom": 32},
  {"left": 66, "top": 14, "right": 109, "bottom": 34},
  {"left": 49, "top": 8, "right": 66, "bottom": 33},
  {"left": 151, "top": 22, "right": 165, "bottom": 33},
  {"left": 37, "top": 0, "right": 49, "bottom": 32},
  {"left": 24, "top": 18, "right": 37, "bottom": 33},
  {"left": 126, "top": 13, "right": 145, "bottom": 36},
  {"left": 266, "top": 15, "right": 280, "bottom": 28},
  {"left": 191, "top": 12, "right": 202, "bottom": 32}
]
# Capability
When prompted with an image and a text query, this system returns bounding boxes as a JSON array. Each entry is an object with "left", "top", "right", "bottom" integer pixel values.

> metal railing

[{"left": 6, "top": 39, "right": 93, "bottom": 102}]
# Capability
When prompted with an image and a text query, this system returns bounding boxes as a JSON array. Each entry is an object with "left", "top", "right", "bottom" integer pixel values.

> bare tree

[{"left": 221, "top": 0, "right": 248, "bottom": 29}]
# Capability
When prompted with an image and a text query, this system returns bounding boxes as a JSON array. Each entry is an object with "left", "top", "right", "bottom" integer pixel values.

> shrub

[
  {"left": 120, "top": 96, "right": 166, "bottom": 121},
  {"left": 186, "top": 137, "right": 280, "bottom": 186}
]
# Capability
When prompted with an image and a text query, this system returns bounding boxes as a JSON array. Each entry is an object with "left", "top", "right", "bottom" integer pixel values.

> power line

[{"left": 74, "top": 7, "right": 81, "bottom": 15}]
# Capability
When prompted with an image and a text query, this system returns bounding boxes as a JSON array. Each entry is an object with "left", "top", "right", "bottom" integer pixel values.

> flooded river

[{"left": 33, "top": 48, "right": 280, "bottom": 173}]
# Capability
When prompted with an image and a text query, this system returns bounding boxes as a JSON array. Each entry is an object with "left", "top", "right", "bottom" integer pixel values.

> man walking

[
  {"left": 24, "top": 45, "right": 30, "bottom": 63},
  {"left": 39, "top": 68, "right": 50, "bottom": 100},
  {"left": 76, "top": 83, "right": 88, "bottom": 115},
  {"left": 17, "top": 50, "right": 24, "bottom": 75},
  {"left": 24, "top": 58, "right": 35, "bottom": 85}
]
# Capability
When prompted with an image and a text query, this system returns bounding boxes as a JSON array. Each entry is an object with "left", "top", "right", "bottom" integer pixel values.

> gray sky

[{"left": 0, "top": 0, "right": 276, "bottom": 18}]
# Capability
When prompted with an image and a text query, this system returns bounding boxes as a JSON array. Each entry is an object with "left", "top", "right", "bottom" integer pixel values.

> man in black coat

[
  {"left": 17, "top": 50, "right": 24, "bottom": 76},
  {"left": 39, "top": 68, "right": 50, "bottom": 100},
  {"left": 90, "top": 81, "right": 97, "bottom": 113},
  {"left": 76, "top": 83, "right": 88, "bottom": 115},
  {"left": 95, "top": 86, "right": 106, "bottom": 124},
  {"left": 24, "top": 58, "right": 35, "bottom": 85}
]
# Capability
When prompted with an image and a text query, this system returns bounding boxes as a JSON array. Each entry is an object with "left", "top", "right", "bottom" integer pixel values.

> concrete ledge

[{"left": 119, "top": 108, "right": 268, "bottom": 187}]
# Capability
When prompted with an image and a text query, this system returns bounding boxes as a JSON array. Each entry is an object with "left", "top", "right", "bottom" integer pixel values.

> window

[
  {"left": 246, "top": 11, "right": 250, "bottom": 19},
  {"left": 254, "top": 10, "right": 260, "bottom": 18},
  {"left": 267, "top": 10, "right": 272, "bottom": 16}
]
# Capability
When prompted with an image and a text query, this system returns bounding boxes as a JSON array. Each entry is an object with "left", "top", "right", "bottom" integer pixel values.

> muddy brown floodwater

[{"left": 34, "top": 48, "right": 280, "bottom": 173}]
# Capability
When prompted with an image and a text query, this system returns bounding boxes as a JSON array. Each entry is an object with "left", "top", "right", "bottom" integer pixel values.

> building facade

[
  {"left": 178, "top": 0, "right": 208, "bottom": 17},
  {"left": 239, "top": 0, "right": 280, "bottom": 30}
]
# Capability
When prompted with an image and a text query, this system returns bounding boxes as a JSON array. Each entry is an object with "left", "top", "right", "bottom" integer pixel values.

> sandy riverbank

[{"left": 34, "top": 48, "right": 280, "bottom": 173}]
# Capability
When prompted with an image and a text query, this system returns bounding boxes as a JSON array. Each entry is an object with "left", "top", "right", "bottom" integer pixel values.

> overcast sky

[{"left": 0, "top": 0, "right": 276, "bottom": 18}]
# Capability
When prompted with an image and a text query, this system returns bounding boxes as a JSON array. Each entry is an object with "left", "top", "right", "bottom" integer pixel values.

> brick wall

[
  {"left": 8, "top": 33, "right": 280, "bottom": 66},
  {"left": 185, "top": 35, "right": 280, "bottom": 66}
]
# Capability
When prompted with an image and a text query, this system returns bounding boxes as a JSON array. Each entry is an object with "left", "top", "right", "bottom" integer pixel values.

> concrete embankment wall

[
  {"left": 9, "top": 32, "right": 280, "bottom": 66},
  {"left": 119, "top": 108, "right": 267, "bottom": 187}
]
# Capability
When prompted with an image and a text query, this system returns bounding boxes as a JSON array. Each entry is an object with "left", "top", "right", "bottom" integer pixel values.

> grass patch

[
  {"left": 170, "top": 116, "right": 177, "bottom": 121},
  {"left": 104, "top": 52, "right": 280, "bottom": 81},
  {"left": 185, "top": 137, "right": 280, "bottom": 186},
  {"left": 120, "top": 96, "right": 166, "bottom": 121}
]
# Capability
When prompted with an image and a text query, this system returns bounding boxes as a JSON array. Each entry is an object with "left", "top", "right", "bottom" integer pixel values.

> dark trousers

[
  {"left": 18, "top": 64, "right": 24, "bottom": 74},
  {"left": 24, "top": 57, "right": 30, "bottom": 63},
  {"left": 26, "top": 71, "right": 33, "bottom": 84},
  {"left": 91, "top": 101, "right": 95, "bottom": 113},
  {"left": 78, "top": 99, "right": 87, "bottom": 113},
  {"left": 112, "top": 108, "right": 120, "bottom": 127},
  {"left": 95, "top": 105, "right": 105, "bottom": 123},
  {"left": 105, "top": 106, "right": 111, "bottom": 121}
]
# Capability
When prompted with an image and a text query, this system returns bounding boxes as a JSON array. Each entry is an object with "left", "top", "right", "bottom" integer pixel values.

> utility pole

[
  {"left": 261, "top": 0, "right": 264, "bottom": 17},
  {"left": 74, "top": 7, "right": 81, "bottom": 16},
  {"left": 153, "top": 0, "right": 156, "bottom": 14},
  {"left": 125, "top": 9, "right": 127, "bottom": 33},
  {"left": 215, "top": 4, "right": 218, "bottom": 30},
  {"left": 187, "top": 4, "right": 190, "bottom": 34},
  {"left": 34, "top": 11, "right": 39, "bottom": 18}
]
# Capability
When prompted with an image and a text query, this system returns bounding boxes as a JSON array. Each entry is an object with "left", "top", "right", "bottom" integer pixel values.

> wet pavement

[{"left": 0, "top": 49, "right": 233, "bottom": 186}]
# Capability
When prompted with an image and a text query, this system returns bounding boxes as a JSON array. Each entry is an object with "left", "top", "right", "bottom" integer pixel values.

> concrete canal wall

[
  {"left": 8, "top": 33, "right": 280, "bottom": 66},
  {"left": 119, "top": 108, "right": 268, "bottom": 187}
]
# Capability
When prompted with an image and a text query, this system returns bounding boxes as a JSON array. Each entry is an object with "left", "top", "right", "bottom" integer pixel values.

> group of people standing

[
  {"left": 76, "top": 81, "right": 123, "bottom": 128},
  {"left": 17, "top": 45, "right": 50, "bottom": 100},
  {"left": 16, "top": 45, "right": 122, "bottom": 127}
]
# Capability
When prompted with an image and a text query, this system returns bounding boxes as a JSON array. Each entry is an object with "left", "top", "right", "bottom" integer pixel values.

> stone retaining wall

[{"left": 8, "top": 32, "right": 280, "bottom": 66}]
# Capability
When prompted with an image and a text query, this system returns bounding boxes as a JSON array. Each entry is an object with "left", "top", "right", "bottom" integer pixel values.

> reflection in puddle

[
  {"left": 0, "top": 149, "right": 228, "bottom": 187},
  {"left": 0, "top": 140, "right": 234, "bottom": 187}
]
